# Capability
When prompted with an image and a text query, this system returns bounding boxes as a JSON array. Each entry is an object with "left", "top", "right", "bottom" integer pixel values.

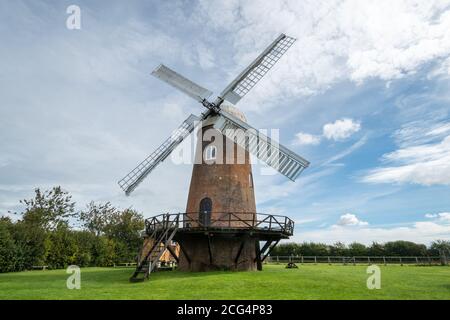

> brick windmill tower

[
  {"left": 180, "top": 104, "right": 258, "bottom": 271},
  {"left": 118, "top": 34, "right": 310, "bottom": 281}
]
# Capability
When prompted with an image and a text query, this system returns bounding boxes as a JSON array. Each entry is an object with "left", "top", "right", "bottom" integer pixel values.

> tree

[
  {"left": 46, "top": 223, "right": 78, "bottom": 269},
  {"left": 11, "top": 219, "right": 48, "bottom": 268},
  {"left": 72, "top": 231, "right": 95, "bottom": 267},
  {"left": 20, "top": 187, "right": 76, "bottom": 231},
  {"left": 7, "top": 187, "right": 77, "bottom": 269},
  {"left": 0, "top": 218, "right": 16, "bottom": 273},
  {"left": 299, "top": 242, "right": 329, "bottom": 256},
  {"left": 348, "top": 242, "right": 368, "bottom": 256},
  {"left": 79, "top": 201, "right": 118, "bottom": 236},
  {"left": 384, "top": 241, "right": 427, "bottom": 256},
  {"left": 105, "top": 208, "right": 144, "bottom": 263},
  {"left": 91, "top": 236, "right": 115, "bottom": 266},
  {"left": 429, "top": 240, "right": 450, "bottom": 256},
  {"left": 329, "top": 242, "right": 348, "bottom": 256},
  {"left": 78, "top": 203, "right": 144, "bottom": 263},
  {"left": 270, "top": 243, "right": 301, "bottom": 256},
  {"left": 2, "top": 188, "right": 149, "bottom": 270},
  {"left": 368, "top": 242, "right": 385, "bottom": 256}
]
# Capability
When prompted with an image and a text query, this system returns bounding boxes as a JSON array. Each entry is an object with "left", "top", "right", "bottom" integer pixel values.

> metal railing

[{"left": 144, "top": 212, "right": 294, "bottom": 236}]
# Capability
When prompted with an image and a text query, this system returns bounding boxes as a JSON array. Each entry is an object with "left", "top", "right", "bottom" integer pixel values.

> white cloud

[
  {"left": 295, "top": 203, "right": 450, "bottom": 246},
  {"left": 293, "top": 132, "right": 321, "bottom": 146},
  {"left": 335, "top": 213, "right": 368, "bottom": 226},
  {"left": 196, "top": 44, "right": 215, "bottom": 69},
  {"left": 293, "top": 118, "right": 362, "bottom": 148},
  {"left": 426, "top": 212, "right": 450, "bottom": 222},
  {"left": 2, "top": 1, "right": 450, "bottom": 224},
  {"left": 296, "top": 218, "right": 450, "bottom": 245},
  {"left": 323, "top": 118, "right": 361, "bottom": 141},
  {"left": 363, "top": 135, "right": 450, "bottom": 185},
  {"left": 0, "top": 3, "right": 203, "bottom": 217},
  {"left": 254, "top": 166, "right": 338, "bottom": 205},
  {"left": 195, "top": 0, "right": 450, "bottom": 110},
  {"left": 295, "top": 218, "right": 321, "bottom": 225},
  {"left": 428, "top": 56, "right": 450, "bottom": 79},
  {"left": 322, "top": 135, "right": 367, "bottom": 166},
  {"left": 439, "top": 212, "right": 450, "bottom": 222},
  {"left": 427, "top": 123, "right": 450, "bottom": 136}
]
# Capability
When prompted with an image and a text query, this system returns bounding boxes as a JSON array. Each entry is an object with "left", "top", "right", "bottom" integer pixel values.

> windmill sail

[
  {"left": 219, "top": 34, "right": 296, "bottom": 105},
  {"left": 214, "top": 110, "right": 309, "bottom": 181},
  {"left": 151, "top": 64, "right": 213, "bottom": 103},
  {"left": 118, "top": 33, "right": 307, "bottom": 195},
  {"left": 118, "top": 114, "right": 201, "bottom": 195}
]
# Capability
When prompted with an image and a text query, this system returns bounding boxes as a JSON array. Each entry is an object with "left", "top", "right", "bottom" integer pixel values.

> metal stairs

[{"left": 130, "top": 214, "right": 178, "bottom": 282}]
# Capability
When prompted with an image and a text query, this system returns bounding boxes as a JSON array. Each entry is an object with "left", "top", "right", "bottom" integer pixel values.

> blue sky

[{"left": 1, "top": 0, "right": 450, "bottom": 244}]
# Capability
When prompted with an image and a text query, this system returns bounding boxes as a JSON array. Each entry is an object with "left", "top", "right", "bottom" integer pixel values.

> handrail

[{"left": 144, "top": 212, "right": 294, "bottom": 236}]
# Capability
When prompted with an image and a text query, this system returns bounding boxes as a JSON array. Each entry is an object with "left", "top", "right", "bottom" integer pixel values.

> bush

[
  {"left": 384, "top": 241, "right": 427, "bottom": 256},
  {"left": 72, "top": 231, "right": 95, "bottom": 267},
  {"left": 46, "top": 224, "right": 78, "bottom": 269},
  {"left": 1, "top": 187, "right": 145, "bottom": 272},
  {"left": 348, "top": 243, "right": 368, "bottom": 256},
  {"left": 91, "top": 236, "right": 115, "bottom": 267},
  {"left": 0, "top": 219, "right": 16, "bottom": 273},
  {"left": 272, "top": 240, "right": 434, "bottom": 257}
]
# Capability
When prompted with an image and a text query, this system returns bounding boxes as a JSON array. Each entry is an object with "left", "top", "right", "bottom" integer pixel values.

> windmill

[{"left": 121, "top": 34, "right": 310, "bottom": 282}]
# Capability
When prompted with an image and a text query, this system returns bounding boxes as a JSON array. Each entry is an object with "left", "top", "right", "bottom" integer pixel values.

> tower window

[{"left": 205, "top": 145, "right": 217, "bottom": 161}]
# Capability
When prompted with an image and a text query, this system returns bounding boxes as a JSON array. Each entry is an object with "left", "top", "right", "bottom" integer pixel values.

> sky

[{"left": 1, "top": 0, "right": 450, "bottom": 245}]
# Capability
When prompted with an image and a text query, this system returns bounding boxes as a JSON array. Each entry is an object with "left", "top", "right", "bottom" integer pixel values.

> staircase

[{"left": 130, "top": 214, "right": 179, "bottom": 282}]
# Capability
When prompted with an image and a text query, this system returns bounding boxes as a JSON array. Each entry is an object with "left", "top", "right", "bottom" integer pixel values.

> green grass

[{"left": 0, "top": 264, "right": 449, "bottom": 300}]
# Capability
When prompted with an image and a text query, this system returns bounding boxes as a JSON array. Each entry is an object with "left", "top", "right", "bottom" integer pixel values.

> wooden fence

[{"left": 266, "top": 255, "right": 448, "bottom": 266}]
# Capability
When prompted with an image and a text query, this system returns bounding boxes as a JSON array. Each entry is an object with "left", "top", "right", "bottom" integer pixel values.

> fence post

[
  {"left": 400, "top": 257, "right": 403, "bottom": 266},
  {"left": 328, "top": 256, "right": 331, "bottom": 265},
  {"left": 428, "top": 256, "right": 431, "bottom": 266},
  {"left": 342, "top": 257, "right": 345, "bottom": 266},
  {"left": 301, "top": 256, "right": 304, "bottom": 264},
  {"left": 277, "top": 256, "right": 279, "bottom": 264},
  {"left": 415, "top": 257, "right": 419, "bottom": 265},
  {"left": 368, "top": 256, "right": 371, "bottom": 265},
  {"left": 314, "top": 256, "right": 317, "bottom": 265},
  {"left": 383, "top": 256, "right": 386, "bottom": 265}
]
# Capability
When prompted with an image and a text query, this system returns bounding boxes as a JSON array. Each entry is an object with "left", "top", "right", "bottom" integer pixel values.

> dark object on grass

[{"left": 286, "top": 262, "right": 298, "bottom": 269}]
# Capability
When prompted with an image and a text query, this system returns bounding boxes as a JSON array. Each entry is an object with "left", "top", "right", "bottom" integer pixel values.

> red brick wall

[{"left": 185, "top": 124, "right": 256, "bottom": 227}]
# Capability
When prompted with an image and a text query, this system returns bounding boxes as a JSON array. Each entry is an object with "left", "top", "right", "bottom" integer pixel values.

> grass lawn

[{"left": 0, "top": 264, "right": 449, "bottom": 300}]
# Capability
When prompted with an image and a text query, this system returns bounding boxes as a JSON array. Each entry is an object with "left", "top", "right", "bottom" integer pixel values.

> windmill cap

[{"left": 221, "top": 103, "right": 247, "bottom": 123}]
